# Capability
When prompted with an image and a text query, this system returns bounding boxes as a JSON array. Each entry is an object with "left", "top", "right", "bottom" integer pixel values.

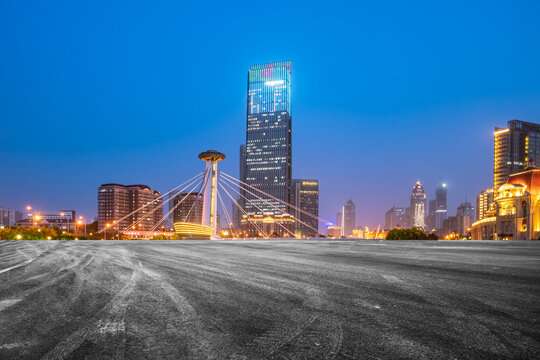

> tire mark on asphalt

[
  {"left": 138, "top": 261, "right": 220, "bottom": 359},
  {"left": 40, "top": 254, "right": 141, "bottom": 360},
  {"left": 241, "top": 286, "right": 343, "bottom": 360},
  {"left": 0, "top": 299, "right": 22, "bottom": 311}
]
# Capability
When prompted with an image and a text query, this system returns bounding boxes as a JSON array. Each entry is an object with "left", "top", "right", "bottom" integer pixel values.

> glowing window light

[{"left": 264, "top": 80, "right": 284, "bottom": 86}]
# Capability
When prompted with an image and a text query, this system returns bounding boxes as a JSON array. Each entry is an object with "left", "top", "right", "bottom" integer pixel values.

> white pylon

[{"left": 199, "top": 150, "right": 226, "bottom": 238}]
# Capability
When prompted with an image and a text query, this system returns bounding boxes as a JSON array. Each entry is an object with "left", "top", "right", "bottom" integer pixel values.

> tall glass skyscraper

[{"left": 243, "top": 61, "right": 292, "bottom": 215}]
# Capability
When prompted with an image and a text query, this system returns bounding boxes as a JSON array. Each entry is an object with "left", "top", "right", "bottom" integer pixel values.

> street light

[
  {"left": 1, "top": 225, "right": 4, "bottom": 240},
  {"left": 16, "top": 234, "right": 22, "bottom": 240}
]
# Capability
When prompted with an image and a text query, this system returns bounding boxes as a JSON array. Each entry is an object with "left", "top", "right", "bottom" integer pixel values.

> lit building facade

[
  {"left": 326, "top": 225, "right": 341, "bottom": 238},
  {"left": 243, "top": 61, "right": 292, "bottom": 215},
  {"left": 410, "top": 181, "right": 426, "bottom": 229},
  {"left": 341, "top": 199, "right": 356, "bottom": 237},
  {"left": 471, "top": 166, "right": 540, "bottom": 240},
  {"left": 476, "top": 188, "right": 494, "bottom": 221},
  {"left": 291, "top": 179, "right": 319, "bottom": 237},
  {"left": 15, "top": 210, "right": 78, "bottom": 231},
  {"left": 98, "top": 184, "right": 162, "bottom": 232},
  {"left": 494, "top": 120, "right": 540, "bottom": 190}
]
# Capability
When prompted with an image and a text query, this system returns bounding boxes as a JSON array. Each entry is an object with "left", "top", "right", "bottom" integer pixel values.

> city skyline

[{"left": 1, "top": 1, "right": 539, "bottom": 228}]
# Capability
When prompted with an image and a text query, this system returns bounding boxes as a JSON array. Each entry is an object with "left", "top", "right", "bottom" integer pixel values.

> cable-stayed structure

[{"left": 96, "top": 150, "right": 326, "bottom": 239}]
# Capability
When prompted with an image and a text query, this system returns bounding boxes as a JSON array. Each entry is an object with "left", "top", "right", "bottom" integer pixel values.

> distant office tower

[
  {"left": 243, "top": 61, "right": 292, "bottom": 217},
  {"left": 0, "top": 207, "right": 23, "bottom": 227},
  {"left": 385, "top": 207, "right": 394, "bottom": 229},
  {"left": 385, "top": 207, "right": 410, "bottom": 229},
  {"left": 494, "top": 120, "right": 540, "bottom": 190},
  {"left": 336, "top": 212, "right": 342, "bottom": 227},
  {"left": 172, "top": 192, "right": 203, "bottom": 224},
  {"left": 457, "top": 201, "right": 475, "bottom": 223},
  {"left": 341, "top": 200, "right": 355, "bottom": 237},
  {"left": 410, "top": 181, "right": 426, "bottom": 229},
  {"left": 445, "top": 215, "right": 472, "bottom": 237},
  {"left": 426, "top": 199, "right": 436, "bottom": 232},
  {"left": 434, "top": 183, "right": 448, "bottom": 231},
  {"left": 476, "top": 188, "right": 494, "bottom": 221},
  {"left": 98, "top": 184, "right": 162, "bottom": 232},
  {"left": 291, "top": 179, "right": 319, "bottom": 237}
]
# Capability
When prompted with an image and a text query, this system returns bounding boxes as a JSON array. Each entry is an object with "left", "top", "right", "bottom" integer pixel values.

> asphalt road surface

[{"left": 0, "top": 240, "right": 539, "bottom": 359}]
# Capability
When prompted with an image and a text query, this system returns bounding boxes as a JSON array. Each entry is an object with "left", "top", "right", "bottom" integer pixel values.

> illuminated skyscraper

[
  {"left": 494, "top": 120, "right": 540, "bottom": 190},
  {"left": 243, "top": 61, "right": 292, "bottom": 216},
  {"left": 291, "top": 179, "right": 319, "bottom": 237},
  {"left": 410, "top": 181, "right": 426, "bottom": 229},
  {"left": 341, "top": 200, "right": 356, "bottom": 237}
]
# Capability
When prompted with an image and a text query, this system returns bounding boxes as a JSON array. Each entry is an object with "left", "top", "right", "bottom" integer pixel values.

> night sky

[{"left": 1, "top": 0, "right": 539, "bottom": 228}]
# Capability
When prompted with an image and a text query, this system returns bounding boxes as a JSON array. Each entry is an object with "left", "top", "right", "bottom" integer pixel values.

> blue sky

[{"left": 1, "top": 0, "right": 539, "bottom": 227}]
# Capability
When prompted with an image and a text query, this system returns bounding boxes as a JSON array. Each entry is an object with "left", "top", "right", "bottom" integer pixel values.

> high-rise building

[
  {"left": 172, "top": 192, "right": 203, "bottom": 224},
  {"left": 410, "top": 181, "right": 426, "bottom": 229},
  {"left": 385, "top": 207, "right": 410, "bottom": 229},
  {"left": 385, "top": 207, "right": 394, "bottom": 230},
  {"left": 98, "top": 184, "right": 162, "bottom": 232},
  {"left": 494, "top": 120, "right": 540, "bottom": 190},
  {"left": 243, "top": 61, "right": 292, "bottom": 217},
  {"left": 341, "top": 200, "right": 356, "bottom": 237},
  {"left": 434, "top": 183, "right": 448, "bottom": 231},
  {"left": 0, "top": 207, "right": 23, "bottom": 227},
  {"left": 476, "top": 188, "right": 494, "bottom": 221},
  {"left": 457, "top": 201, "right": 475, "bottom": 223},
  {"left": 291, "top": 179, "right": 319, "bottom": 237},
  {"left": 426, "top": 199, "right": 436, "bottom": 232}
]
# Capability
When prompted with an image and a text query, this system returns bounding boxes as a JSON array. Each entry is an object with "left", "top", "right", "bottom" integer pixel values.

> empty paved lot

[{"left": 0, "top": 240, "right": 539, "bottom": 359}]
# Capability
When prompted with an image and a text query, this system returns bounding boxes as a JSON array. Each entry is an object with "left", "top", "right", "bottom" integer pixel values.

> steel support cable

[
  {"left": 144, "top": 177, "right": 203, "bottom": 239},
  {"left": 220, "top": 180, "right": 297, "bottom": 238},
  {"left": 218, "top": 182, "right": 269, "bottom": 239},
  {"left": 118, "top": 172, "right": 206, "bottom": 233},
  {"left": 143, "top": 176, "right": 205, "bottom": 239},
  {"left": 220, "top": 175, "right": 319, "bottom": 236},
  {"left": 183, "top": 169, "right": 210, "bottom": 223},
  {"left": 218, "top": 183, "right": 269, "bottom": 239},
  {"left": 219, "top": 171, "right": 329, "bottom": 225},
  {"left": 97, "top": 172, "right": 204, "bottom": 233},
  {"left": 215, "top": 171, "right": 239, "bottom": 237},
  {"left": 216, "top": 188, "right": 237, "bottom": 238},
  {"left": 143, "top": 177, "right": 203, "bottom": 239}
]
